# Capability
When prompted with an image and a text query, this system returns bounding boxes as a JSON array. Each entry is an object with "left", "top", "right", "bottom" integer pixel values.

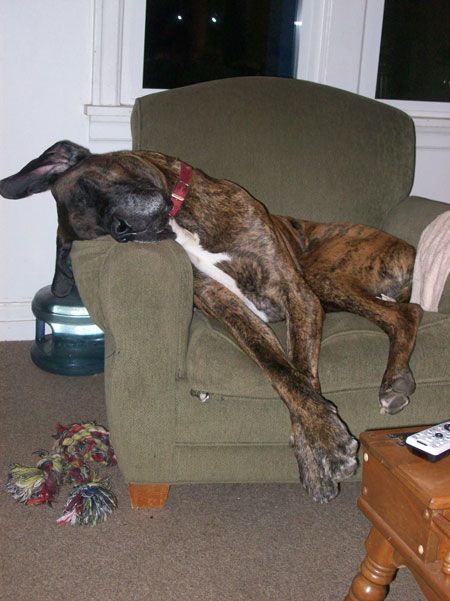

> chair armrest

[
  {"left": 381, "top": 196, "right": 449, "bottom": 247},
  {"left": 71, "top": 237, "right": 194, "bottom": 483},
  {"left": 381, "top": 196, "right": 450, "bottom": 314}
]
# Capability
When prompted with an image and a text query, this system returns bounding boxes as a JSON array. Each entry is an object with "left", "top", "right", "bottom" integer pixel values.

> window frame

[
  {"left": 357, "top": 0, "right": 450, "bottom": 119},
  {"left": 88, "top": 0, "right": 304, "bottom": 110},
  {"left": 85, "top": 0, "right": 450, "bottom": 146}
]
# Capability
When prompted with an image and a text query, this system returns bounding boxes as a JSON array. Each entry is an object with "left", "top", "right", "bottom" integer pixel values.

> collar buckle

[{"left": 169, "top": 162, "right": 192, "bottom": 217}]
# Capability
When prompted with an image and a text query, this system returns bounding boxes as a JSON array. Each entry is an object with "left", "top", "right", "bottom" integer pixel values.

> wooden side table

[{"left": 345, "top": 427, "right": 450, "bottom": 601}]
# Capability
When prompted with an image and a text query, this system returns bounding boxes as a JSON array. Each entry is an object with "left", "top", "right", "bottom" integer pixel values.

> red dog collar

[{"left": 169, "top": 162, "right": 192, "bottom": 216}]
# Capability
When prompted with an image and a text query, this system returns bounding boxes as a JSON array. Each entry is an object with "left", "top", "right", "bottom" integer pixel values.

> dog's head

[{"left": 0, "top": 140, "right": 175, "bottom": 296}]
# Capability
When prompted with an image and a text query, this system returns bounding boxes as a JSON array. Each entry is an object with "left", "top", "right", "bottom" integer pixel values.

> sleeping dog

[{"left": 0, "top": 140, "right": 423, "bottom": 503}]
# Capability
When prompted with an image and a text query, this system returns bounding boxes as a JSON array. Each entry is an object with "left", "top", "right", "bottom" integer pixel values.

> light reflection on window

[{"left": 143, "top": 0, "right": 303, "bottom": 89}]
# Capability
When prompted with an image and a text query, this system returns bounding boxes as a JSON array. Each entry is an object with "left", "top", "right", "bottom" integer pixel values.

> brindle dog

[{"left": 0, "top": 140, "right": 423, "bottom": 503}]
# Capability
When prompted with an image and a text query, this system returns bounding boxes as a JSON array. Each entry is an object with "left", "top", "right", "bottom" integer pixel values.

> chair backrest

[{"left": 131, "top": 77, "right": 415, "bottom": 226}]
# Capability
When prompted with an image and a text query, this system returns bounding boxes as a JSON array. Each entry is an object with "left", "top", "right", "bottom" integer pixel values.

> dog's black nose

[
  {"left": 112, "top": 217, "right": 136, "bottom": 242},
  {"left": 115, "top": 218, "right": 131, "bottom": 235}
]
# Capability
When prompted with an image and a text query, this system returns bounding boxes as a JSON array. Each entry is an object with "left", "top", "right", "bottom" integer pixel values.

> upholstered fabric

[
  {"left": 131, "top": 77, "right": 415, "bottom": 226},
  {"left": 71, "top": 77, "right": 449, "bottom": 487}
]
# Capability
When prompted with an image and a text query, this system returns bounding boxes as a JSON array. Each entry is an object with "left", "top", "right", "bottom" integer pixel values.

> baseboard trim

[{"left": 0, "top": 301, "right": 35, "bottom": 341}]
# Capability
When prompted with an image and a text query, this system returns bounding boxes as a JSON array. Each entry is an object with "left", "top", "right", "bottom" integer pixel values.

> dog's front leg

[
  {"left": 283, "top": 271, "right": 325, "bottom": 394},
  {"left": 193, "top": 272, "right": 358, "bottom": 503}
]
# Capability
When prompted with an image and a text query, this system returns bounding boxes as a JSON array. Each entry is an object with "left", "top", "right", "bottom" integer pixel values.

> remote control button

[{"left": 435, "top": 432, "right": 443, "bottom": 438}]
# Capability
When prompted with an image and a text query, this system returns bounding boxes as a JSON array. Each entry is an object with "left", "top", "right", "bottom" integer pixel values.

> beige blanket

[{"left": 410, "top": 211, "right": 450, "bottom": 312}]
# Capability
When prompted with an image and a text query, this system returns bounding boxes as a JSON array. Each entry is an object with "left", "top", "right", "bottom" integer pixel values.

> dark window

[
  {"left": 143, "top": 0, "right": 301, "bottom": 89},
  {"left": 376, "top": 0, "right": 450, "bottom": 102}
]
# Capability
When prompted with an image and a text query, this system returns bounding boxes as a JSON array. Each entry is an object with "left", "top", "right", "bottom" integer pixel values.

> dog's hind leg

[
  {"left": 368, "top": 297, "right": 423, "bottom": 415},
  {"left": 297, "top": 224, "right": 422, "bottom": 414},
  {"left": 304, "top": 274, "right": 423, "bottom": 415},
  {"left": 192, "top": 272, "right": 358, "bottom": 503}
]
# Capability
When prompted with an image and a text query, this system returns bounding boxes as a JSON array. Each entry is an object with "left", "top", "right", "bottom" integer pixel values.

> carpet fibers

[{"left": 0, "top": 341, "right": 424, "bottom": 601}]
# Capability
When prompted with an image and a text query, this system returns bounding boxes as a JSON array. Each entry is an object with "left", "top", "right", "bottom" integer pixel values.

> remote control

[{"left": 406, "top": 421, "right": 450, "bottom": 462}]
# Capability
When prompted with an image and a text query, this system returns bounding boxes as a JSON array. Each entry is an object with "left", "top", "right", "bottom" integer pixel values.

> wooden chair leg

[{"left": 128, "top": 483, "right": 170, "bottom": 509}]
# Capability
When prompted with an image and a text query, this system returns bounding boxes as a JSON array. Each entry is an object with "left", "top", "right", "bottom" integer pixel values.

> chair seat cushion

[{"left": 187, "top": 309, "right": 449, "bottom": 400}]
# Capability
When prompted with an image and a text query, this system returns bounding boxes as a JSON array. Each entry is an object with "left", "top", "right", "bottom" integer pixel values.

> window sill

[
  {"left": 411, "top": 115, "right": 450, "bottom": 150},
  {"left": 85, "top": 104, "right": 133, "bottom": 117},
  {"left": 84, "top": 104, "right": 133, "bottom": 143}
]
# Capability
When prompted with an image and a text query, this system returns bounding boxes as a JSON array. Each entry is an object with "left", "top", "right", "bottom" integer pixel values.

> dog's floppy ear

[{"left": 0, "top": 140, "right": 90, "bottom": 199}]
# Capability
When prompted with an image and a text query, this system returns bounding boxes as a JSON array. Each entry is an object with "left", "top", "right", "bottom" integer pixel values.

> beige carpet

[{"left": 0, "top": 341, "right": 424, "bottom": 601}]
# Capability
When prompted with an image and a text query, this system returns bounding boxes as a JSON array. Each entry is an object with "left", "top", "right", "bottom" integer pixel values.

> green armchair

[{"left": 71, "top": 77, "right": 450, "bottom": 507}]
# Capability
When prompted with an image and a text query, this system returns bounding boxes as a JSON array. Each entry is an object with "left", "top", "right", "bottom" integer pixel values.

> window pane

[
  {"left": 143, "top": 0, "right": 301, "bottom": 89},
  {"left": 376, "top": 0, "right": 450, "bottom": 102}
]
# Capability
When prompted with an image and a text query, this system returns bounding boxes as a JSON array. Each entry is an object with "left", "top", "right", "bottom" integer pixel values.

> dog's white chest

[{"left": 169, "top": 219, "right": 268, "bottom": 322}]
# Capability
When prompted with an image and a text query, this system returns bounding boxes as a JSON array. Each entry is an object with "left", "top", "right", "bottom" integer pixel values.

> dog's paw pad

[
  {"left": 379, "top": 388, "right": 410, "bottom": 415},
  {"left": 380, "top": 367, "right": 415, "bottom": 414}
]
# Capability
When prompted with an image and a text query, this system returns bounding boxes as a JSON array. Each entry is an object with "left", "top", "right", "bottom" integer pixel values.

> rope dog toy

[{"left": 6, "top": 422, "right": 118, "bottom": 526}]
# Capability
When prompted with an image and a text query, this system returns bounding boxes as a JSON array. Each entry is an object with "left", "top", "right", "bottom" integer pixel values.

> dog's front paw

[{"left": 291, "top": 409, "right": 358, "bottom": 503}]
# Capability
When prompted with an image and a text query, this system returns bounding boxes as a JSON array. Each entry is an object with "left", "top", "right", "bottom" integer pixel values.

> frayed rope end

[
  {"left": 56, "top": 476, "right": 118, "bottom": 527},
  {"left": 6, "top": 452, "right": 64, "bottom": 506}
]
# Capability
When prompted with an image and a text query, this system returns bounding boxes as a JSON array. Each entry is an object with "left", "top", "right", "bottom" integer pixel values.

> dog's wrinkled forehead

[{"left": 52, "top": 152, "right": 168, "bottom": 201}]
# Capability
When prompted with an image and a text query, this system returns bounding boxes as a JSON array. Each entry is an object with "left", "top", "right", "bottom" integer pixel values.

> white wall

[
  {"left": 1, "top": 0, "right": 449, "bottom": 341},
  {"left": 0, "top": 1, "right": 96, "bottom": 339}
]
